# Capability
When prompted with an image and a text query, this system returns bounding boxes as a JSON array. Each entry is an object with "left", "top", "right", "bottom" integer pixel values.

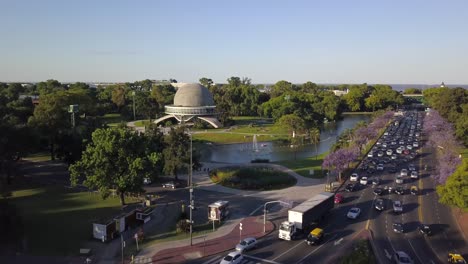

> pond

[{"left": 198, "top": 114, "right": 372, "bottom": 163}]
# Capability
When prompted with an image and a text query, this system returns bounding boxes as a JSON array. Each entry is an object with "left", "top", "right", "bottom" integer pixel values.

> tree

[
  {"left": 69, "top": 127, "right": 163, "bottom": 205},
  {"left": 403, "top": 88, "right": 422, "bottom": 94},
  {"left": 270, "top": 80, "right": 294, "bottom": 98},
  {"left": 199, "top": 77, "right": 214, "bottom": 88},
  {"left": 111, "top": 85, "right": 126, "bottom": 111},
  {"left": 277, "top": 114, "right": 305, "bottom": 137},
  {"left": 37, "top": 79, "right": 62, "bottom": 95},
  {"left": 436, "top": 159, "right": 468, "bottom": 211},
  {"left": 310, "top": 127, "right": 320, "bottom": 160},
  {"left": 322, "top": 147, "right": 357, "bottom": 182},
  {"left": 151, "top": 84, "right": 176, "bottom": 114},
  {"left": 163, "top": 126, "right": 191, "bottom": 180}
]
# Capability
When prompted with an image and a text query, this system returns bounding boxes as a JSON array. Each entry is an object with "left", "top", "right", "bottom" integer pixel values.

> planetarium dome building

[{"left": 154, "top": 83, "right": 222, "bottom": 128}]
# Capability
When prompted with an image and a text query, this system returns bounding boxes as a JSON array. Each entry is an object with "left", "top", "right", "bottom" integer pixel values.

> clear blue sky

[{"left": 1, "top": 0, "right": 468, "bottom": 84}]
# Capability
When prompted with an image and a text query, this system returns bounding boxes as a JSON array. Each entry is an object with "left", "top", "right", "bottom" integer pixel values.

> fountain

[{"left": 252, "top": 134, "right": 259, "bottom": 152}]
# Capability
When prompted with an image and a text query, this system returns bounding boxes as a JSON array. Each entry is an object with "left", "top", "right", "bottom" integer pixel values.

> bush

[
  {"left": 176, "top": 219, "right": 190, "bottom": 234},
  {"left": 209, "top": 167, "right": 296, "bottom": 190}
]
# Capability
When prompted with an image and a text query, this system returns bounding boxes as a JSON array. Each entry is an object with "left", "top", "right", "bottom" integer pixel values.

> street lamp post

[
  {"left": 263, "top": 200, "right": 292, "bottom": 233},
  {"left": 132, "top": 91, "right": 136, "bottom": 121},
  {"left": 189, "top": 132, "right": 193, "bottom": 246}
]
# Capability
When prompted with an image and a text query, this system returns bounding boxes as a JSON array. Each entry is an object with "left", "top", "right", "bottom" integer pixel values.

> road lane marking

[
  {"left": 407, "top": 237, "right": 425, "bottom": 264},
  {"left": 201, "top": 255, "right": 220, "bottom": 264},
  {"left": 250, "top": 204, "right": 264, "bottom": 216},
  {"left": 334, "top": 238, "right": 343, "bottom": 246},
  {"left": 384, "top": 249, "right": 392, "bottom": 259},
  {"left": 271, "top": 240, "right": 307, "bottom": 261},
  {"left": 244, "top": 255, "right": 282, "bottom": 264},
  {"left": 295, "top": 234, "right": 337, "bottom": 264}
]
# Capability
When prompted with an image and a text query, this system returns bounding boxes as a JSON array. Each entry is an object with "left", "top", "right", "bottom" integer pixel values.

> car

[
  {"left": 406, "top": 145, "right": 413, "bottom": 150},
  {"left": 162, "top": 181, "right": 180, "bottom": 189},
  {"left": 347, "top": 207, "right": 361, "bottom": 219},
  {"left": 367, "top": 152, "right": 374, "bottom": 158},
  {"left": 377, "top": 164, "right": 384, "bottom": 171},
  {"left": 410, "top": 186, "right": 418, "bottom": 195},
  {"left": 400, "top": 169, "right": 408, "bottom": 177},
  {"left": 374, "top": 198, "right": 385, "bottom": 211},
  {"left": 393, "top": 222, "right": 404, "bottom": 233},
  {"left": 396, "top": 147, "right": 403, "bottom": 154},
  {"left": 403, "top": 149, "right": 410, "bottom": 155},
  {"left": 360, "top": 177, "right": 368, "bottom": 185},
  {"left": 410, "top": 171, "right": 418, "bottom": 179},
  {"left": 345, "top": 183, "right": 357, "bottom": 192},
  {"left": 350, "top": 173, "right": 359, "bottom": 182},
  {"left": 372, "top": 178, "right": 381, "bottom": 185},
  {"left": 306, "top": 228, "right": 324, "bottom": 245},
  {"left": 408, "top": 164, "right": 416, "bottom": 171},
  {"left": 386, "top": 149, "right": 393, "bottom": 156},
  {"left": 373, "top": 187, "right": 384, "bottom": 196},
  {"left": 448, "top": 253, "right": 467, "bottom": 264},
  {"left": 394, "top": 251, "right": 414, "bottom": 264},
  {"left": 220, "top": 251, "right": 243, "bottom": 264},
  {"left": 235, "top": 237, "right": 257, "bottom": 252},
  {"left": 395, "top": 176, "right": 404, "bottom": 184},
  {"left": 393, "top": 200, "right": 403, "bottom": 213},
  {"left": 413, "top": 142, "right": 419, "bottom": 148},
  {"left": 418, "top": 224, "right": 432, "bottom": 236},
  {"left": 395, "top": 186, "right": 405, "bottom": 195},
  {"left": 143, "top": 178, "right": 152, "bottom": 185},
  {"left": 391, "top": 154, "right": 397, "bottom": 160},
  {"left": 378, "top": 151, "right": 384, "bottom": 157},
  {"left": 334, "top": 193, "right": 344, "bottom": 204}
]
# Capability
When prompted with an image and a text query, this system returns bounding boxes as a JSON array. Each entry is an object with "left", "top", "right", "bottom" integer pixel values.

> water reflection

[{"left": 198, "top": 114, "right": 371, "bottom": 163}]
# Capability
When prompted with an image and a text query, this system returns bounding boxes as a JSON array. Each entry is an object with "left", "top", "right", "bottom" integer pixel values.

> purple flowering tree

[{"left": 322, "top": 147, "right": 358, "bottom": 182}]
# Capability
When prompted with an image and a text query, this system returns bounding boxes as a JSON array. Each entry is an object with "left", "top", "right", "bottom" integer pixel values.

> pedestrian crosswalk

[{"left": 132, "top": 256, "right": 153, "bottom": 263}]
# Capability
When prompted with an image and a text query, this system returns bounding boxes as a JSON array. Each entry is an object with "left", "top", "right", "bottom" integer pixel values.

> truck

[{"left": 278, "top": 192, "right": 334, "bottom": 240}]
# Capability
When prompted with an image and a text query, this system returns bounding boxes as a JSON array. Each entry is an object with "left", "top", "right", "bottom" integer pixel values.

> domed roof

[{"left": 173, "top": 83, "right": 215, "bottom": 107}]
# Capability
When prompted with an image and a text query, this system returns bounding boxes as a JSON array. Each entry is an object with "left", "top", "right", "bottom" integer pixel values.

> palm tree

[{"left": 310, "top": 128, "right": 320, "bottom": 160}]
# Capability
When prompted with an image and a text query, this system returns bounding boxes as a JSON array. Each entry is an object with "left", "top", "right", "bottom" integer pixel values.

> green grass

[
  {"left": 232, "top": 116, "right": 274, "bottom": 126},
  {"left": 193, "top": 132, "right": 283, "bottom": 144},
  {"left": 99, "top": 113, "right": 126, "bottom": 126},
  {"left": 276, "top": 152, "right": 328, "bottom": 178},
  {"left": 134, "top": 120, "right": 150, "bottom": 127},
  {"left": 8, "top": 186, "right": 139, "bottom": 255},
  {"left": 461, "top": 147, "right": 468, "bottom": 159}
]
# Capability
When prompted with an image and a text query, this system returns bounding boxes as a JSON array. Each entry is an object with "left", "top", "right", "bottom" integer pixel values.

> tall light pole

[
  {"left": 132, "top": 91, "right": 136, "bottom": 121},
  {"left": 189, "top": 132, "right": 194, "bottom": 246}
]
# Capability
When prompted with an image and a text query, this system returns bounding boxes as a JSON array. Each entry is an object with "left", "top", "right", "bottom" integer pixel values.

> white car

[
  {"left": 143, "top": 178, "right": 152, "bottom": 185},
  {"left": 367, "top": 152, "right": 374, "bottom": 158},
  {"left": 406, "top": 145, "right": 413, "bottom": 150},
  {"left": 360, "top": 177, "right": 368, "bottom": 185},
  {"left": 410, "top": 171, "right": 418, "bottom": 179},
  {"left": 400, "top": 169, "right": 408, "bottom": 177},
  {"left": 235, "top": 237, "right": 257, "bottom": 252},
  {"left": 347, "top": 207, "right": 361, "bottom": 219},
  {"left": 376, "top": 164, "right": 384, "bottom": 171},
  {"left": 395, "top": 176, "right": 404, "bottom": 184},
  {"left": 394, "top": 251, "right": 414, "bottom": 264},
  {"left": 386, "top": 149, "right": 393, "bottom": 156},
  {"left": 350, "top": 173, "right": 359, "bottom": 182},
  {"left": 220, "top": 251, "right": 243, "bottom": 264},
  {"left": 391, "top": 154, "right": 397, "bottom": 160},
  {"left": 413, "top": 142, "right": 419, "bottom": 148},
  {"left": 393, "top": 200, "right": 403, "bottom": 213},
  {"left": 396, "top": 147, "right": 403, "bottom": 154},
  {"left": 378, "top": 151, "right": 384, "bottom": 157}
]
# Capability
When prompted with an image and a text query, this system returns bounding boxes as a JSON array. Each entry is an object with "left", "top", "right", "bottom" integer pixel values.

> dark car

[
  {"left": 373, "top": 187, "right": 384, "bottom": 196},
  {"left": 393, "top": 222, "right": 404, "bottom": 233},
  {"left": 162, "top": 181, "right": 180, "bottom": 189},
  {"left": 345, "top": 183, "right": 356, "bottom": 192},
  {"left": 374, "top": 198, "right": 385, "bottom": 211},
  {"left": 395, "top": 186, "right": 405, "bottom": 195},
  {"left": 418, "top": 224, "right": 432, "bottom": 236},
  {"left": 388, "top": 167, "right": 397, "bottom": 173}
]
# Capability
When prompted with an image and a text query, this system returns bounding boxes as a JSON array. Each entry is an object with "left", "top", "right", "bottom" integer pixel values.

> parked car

[
  {"left": 162, "top": 181, "right": 180, "bottom": 189},
  {"left": 235, "top": 237, "right": 257, "bottom": 252},
  {"left": 220, "top": 251, "right": 243, "bottom": 264},
  {"left": 347, "top": 207, "right": 361, "bottom": 219}
]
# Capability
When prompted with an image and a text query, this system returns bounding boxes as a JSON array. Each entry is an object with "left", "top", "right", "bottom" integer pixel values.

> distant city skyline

[{"left": 1, "top": 0, "right": 468, "bottom": 84}]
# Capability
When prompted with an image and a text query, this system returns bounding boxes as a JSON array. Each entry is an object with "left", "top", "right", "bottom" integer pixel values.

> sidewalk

[{"left": 134, "top": 215, "right": 274, "bottom": 263}]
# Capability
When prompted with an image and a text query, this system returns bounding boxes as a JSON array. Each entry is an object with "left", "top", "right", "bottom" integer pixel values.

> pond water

[{"left": 198, "top": 114, "right": 371, "bottom": 163}]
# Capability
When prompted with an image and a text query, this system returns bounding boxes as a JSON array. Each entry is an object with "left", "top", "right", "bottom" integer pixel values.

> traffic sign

[{"left": 239, "top": 223, "right": 243, "bottom": 231}]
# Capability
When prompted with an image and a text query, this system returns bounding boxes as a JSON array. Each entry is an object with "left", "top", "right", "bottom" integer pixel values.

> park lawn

[
  {"left": 134, "top": 120, "right": 150, "bottom": 127},
  {"left": 9, "top": 186, "right": 139, "bottom": 256},
  {"left": 232, "top": 116, "right": 274, "bottom": 126},
  {"left": 276, "top": 152, "right": 328, "bottom": 178},
  {"left": 193, "top": 132, "right": 279, "bottom": 144},
  {"left": 99, "top": 113, "right": 126, "bottom": 126}
]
